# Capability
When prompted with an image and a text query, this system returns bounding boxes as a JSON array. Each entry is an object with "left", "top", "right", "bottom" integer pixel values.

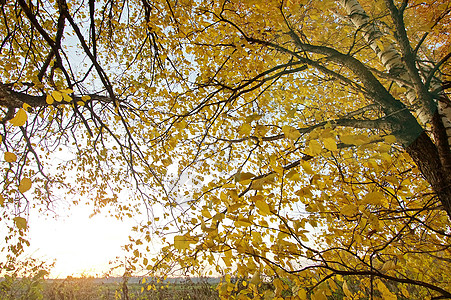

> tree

[
  {"left": 0, "top": 0, "right": 163, "bottom": 257},
  {"left": 1, "top": 0, "right": 450, "bottom": 298}
]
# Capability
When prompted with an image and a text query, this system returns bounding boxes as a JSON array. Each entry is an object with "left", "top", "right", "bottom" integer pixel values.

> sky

[
  {"left": 26, "top": 203, "right": 132, "bottom": 278},
  {"left": 13, "top": 150, "right": 185, "bottom": 279}
]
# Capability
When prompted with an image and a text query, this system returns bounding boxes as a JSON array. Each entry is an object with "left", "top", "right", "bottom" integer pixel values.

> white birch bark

[{"left": 339, "top": 0, "right": 451, "bottom": 148}]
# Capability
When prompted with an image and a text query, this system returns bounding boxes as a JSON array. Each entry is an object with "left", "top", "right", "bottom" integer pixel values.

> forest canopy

[{"left": 1, "top": 0, "right": 450, "bottom": 298}]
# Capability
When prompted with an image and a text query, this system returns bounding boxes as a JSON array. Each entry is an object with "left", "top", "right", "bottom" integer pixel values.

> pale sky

[
  {"left": 16, "top": 151, "right": 183, "bottom": 279},
  {"left": 26, "top": 204, "right": 132, "bottom": 278}
]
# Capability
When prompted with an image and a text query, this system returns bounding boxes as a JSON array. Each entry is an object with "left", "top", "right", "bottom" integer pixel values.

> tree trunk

[
  {"left": 339, "top": 0, "right": 451, "bottom": 219},
  {"left": 406, "top": 130, "right": 451, "bottom": 219}
]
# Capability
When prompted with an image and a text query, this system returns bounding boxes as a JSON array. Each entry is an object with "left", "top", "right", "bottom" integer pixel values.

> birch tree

[
  {"left": 1, "top": 0, "right": 450, "bottom": 298},
  {"left": 135, "top": 0, "right": 450, "bottom": 298}
]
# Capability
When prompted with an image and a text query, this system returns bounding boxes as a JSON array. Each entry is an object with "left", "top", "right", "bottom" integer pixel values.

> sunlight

[{"left": 27, "top": 205, "right": 132, "bottom": 278}]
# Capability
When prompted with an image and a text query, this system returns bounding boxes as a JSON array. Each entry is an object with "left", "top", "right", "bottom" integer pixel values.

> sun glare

[{"left": 27, "top": 205, "right": 132, "bottom": 278}]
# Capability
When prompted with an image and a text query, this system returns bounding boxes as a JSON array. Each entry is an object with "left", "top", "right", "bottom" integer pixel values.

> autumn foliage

[{"left": 1, "top": 0, "right": 450, "bottom": 299}]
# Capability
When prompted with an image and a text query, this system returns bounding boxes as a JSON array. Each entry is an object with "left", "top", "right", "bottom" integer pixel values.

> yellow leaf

[
  {"left": 341, "top": 134, "right": 370, "bottom": 145},
  {"left": 297, "top": 288, "right": 307, "bottom": 299},
  {"left": 273, "top": 278, "right": 284, "bottom": 296},
  {"left": 328, "top": 279, "right": 337, "bottom": 292},
  {"left": 340, "top": 135, "right": 356, "bottom": 145},
  {"left": 9, "top": 109, "right": 27, "bottom": 126},
  {"left": 246, "top": 114, "right": 261, "bottom": 123},
  {"left": 400, "top": 286, "right": 410, "bottom": 298},
  {"left": 18, "top": 178, "right": 32, "bottom": 193},
  {"left": 222, "top": 250, "right": 233, "bottom": 267},
  {"left": 381, "top": 260, "right": 396, "bottom": 273},
  {"left": 376, "top": 39, "right": 386, "bottom": 51},
  {"left": 13, "top": 217, "right": 27, "bottom": 230},
  {"left": 289, "top": 173, "right": 301, "bottom": 181},
  {"left": 60, "top": 88, "right": 74, "bottom": 94},
  {"left": 354, "top": 134, "right": 371, "bottom": 145},
  {"left": 4, "top": 152, "right": 17, "bottom": 162},
  {"left": 340, "top": 204, "right": 359, "bottom": 216},
  {"left": 381, "top": 153, "right": 392, "bottom": 162},
  {"left": 301, "top": 160, "right": 313, "bottom": 174},
  {"left": 0, "top": 195, "right": 4, "bottom": 206},
  {"left": 384, "top": 135, "right": 396, "bottom": 144},
  {"left": 235, "top": 171, "right": 255, "bottom": 183},
  {"left": 251, "top": 173, "right": 276, "bottom": 190},
  {"left": 234, "top": 218, "right": 252, "bottom": 227},
  {"left": 250, "top": 271, "right": 260, "bottom": 285},
  {"left": 378, "top": 143, "right": 391, "bottom": 152},
  {"left": 22, "top": 103, "right": 31, "bottom": 111},
  {"left": 52, "top": 91, "right": 63, "bottom": 102},
  {"left": 174, "top": 235, "right": 192, "bottom": 250},
  {"left": 311, "top": 290, "right": 327, "bottom": 300},
  {"left": 81, "top": 95, "right": 91, "bottom": 101},
  {"left": 201, "top": 208, "right": 212, "bottom": 218},
  {"left": 255, "top": 199, "right": 271, "bottom": 216},
  {"left": 384, "top": 176, "right": 398, "bottom": 186},
  {"left": 362, "top": 191, "right": 385, "bottom": 205},
  {"left": 376, "top": 280, "right": 397, "bottom": 300},
  {"left": 62, "top": 93, "right": 72, "bottom": 102},
  {"left": 239, "top": 123, "right": 252, "bottom": 135},
  {"left": 342, "top": 280, "right": 352, "bottom": 298},
  {"left": 308, "top": 140, "right": 322, "bottom": 155},
  {"left": 255, "top": 124, "right": 268, "bottom": 136},
  {"left": 323, "top": 137, "right": 337, "bottom": 151},
  {"left": 46, "top": 94, "right": 54, "bottom": 104},
  {"left": 282, "top": 125, "right": 301, "bottom": 140}
]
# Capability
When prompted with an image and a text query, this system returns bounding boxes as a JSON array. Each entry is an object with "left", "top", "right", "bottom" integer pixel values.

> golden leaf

[
  {"left": 4, "top": 152, "right": 17, "bottom": 163},
  {"left": 13, "top": 217, "right": 27, "bottom": 230},
  {"left": 174, "top": 235, "right": 194, "bottom": 250},
  {"left": 381, "top": 260, "right": 396, "bottom": 273},
  {"left": 340, "top": 135, "right": 356, "bottom": 145},
  {"left": 234, "top": 218, "right": 252, "bottom": 227},
  {"left": 301, "top": 160, "right": 313, "bottom": 174},
  {"left": 362, "top": 191, "right": 385, "bottom": 205},
  {"left": 308, "top": 140, "right": 322, "bottom": 155},
  {"left": 52, "top": 91, "right": 63, "bottom": 102},
  {"left": 239, "top": 123, "right": 252, "bottom": 135},
  {"left": 376, "top": 280, "right": 397, "bottom": 300},
  {"left": 282, "top": 125, "right": 301, "bottom": 140},
  {"left": 62, "top": 93, "right": 72, "bottom": 102},
  {"left": 340, "top": 204, "right": 359, "bottom": 216},
  {"left": 342, "top": 280, "right": 352, "bottom": 298},
  {"left": 9, "top": 109, "right": 27, "bottom": 126},
  {"left": 297, "top": 288, "right": 307, "bottom": 299},
  {"left": 384, "top": 135, "right": 396, "bottom": 144},
  {"left": 250, "top": 271, "right": 261, "bottom": 285},
  {"left": 46, "top": 94, "right": 54, "bottom": 104},
  {"left": 255, "top": 199, "right": 271, "bottom": 216},
  {"left": 18, "top": 178, "right": 32, "bottom": 193},
  {"left": 235, "top": 171, "right": 255, "bottom": 182},
  {"left": 323, "top": 137, "right": 337, "bottom": 151},
  {"left": 201, "top": 208, "right": 212, "bottom": 218}
]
